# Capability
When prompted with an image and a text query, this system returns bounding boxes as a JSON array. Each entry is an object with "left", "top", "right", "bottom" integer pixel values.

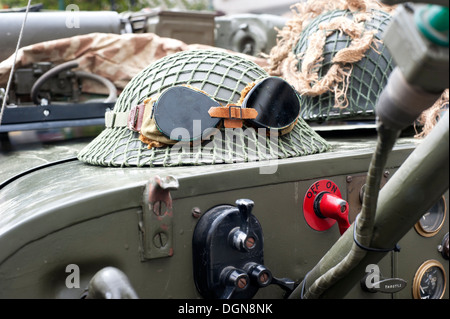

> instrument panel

[{"left": 404, "top": 194, "right": 449, "bottom": 299}]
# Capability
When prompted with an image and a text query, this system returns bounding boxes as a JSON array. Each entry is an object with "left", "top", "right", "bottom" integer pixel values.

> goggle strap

[
  {"left": 209, "top": 105, "right": 258, "bottom": 128},
  {"left": 127, "top": 103, "right": 146, "bottom": 132},
  {"left": 225, "top": 119, "right": 244, "bottom": 129}
]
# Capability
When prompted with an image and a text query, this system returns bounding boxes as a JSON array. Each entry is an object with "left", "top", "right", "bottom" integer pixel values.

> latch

[
  {"left": 192, "top": 199, "right": 295, "bottom": 299},
  {"left": 138, "top": 175, "right": 179, "bottom": 261}
]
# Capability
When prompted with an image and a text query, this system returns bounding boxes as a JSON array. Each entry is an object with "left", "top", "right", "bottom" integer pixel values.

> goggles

[{"left": 106, "top": 77, "right": 301, "bottom": 149}]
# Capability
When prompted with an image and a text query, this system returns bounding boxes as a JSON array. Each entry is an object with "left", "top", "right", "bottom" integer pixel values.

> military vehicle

[{"left": 0, "top": 0, "right": 448, "bottom": 303}]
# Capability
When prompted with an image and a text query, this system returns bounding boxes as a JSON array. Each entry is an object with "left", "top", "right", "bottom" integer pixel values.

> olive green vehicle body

[
  {"left": 0, "top": 1, "right": 448, "bottom": 301},
  {"left": 0, "top": 133, "right": 447, "bottom": 299}
]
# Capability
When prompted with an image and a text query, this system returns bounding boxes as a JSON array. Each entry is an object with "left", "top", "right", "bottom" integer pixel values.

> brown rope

[
  {"left": 415, "top": 89, "right": 449, "bottom": 138},
  {"left": 266, "top": 0, "right": 394, "bottom": 109}
]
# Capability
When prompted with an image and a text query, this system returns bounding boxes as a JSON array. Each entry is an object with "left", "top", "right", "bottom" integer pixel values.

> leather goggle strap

[
  {"left": 127, "top": 103, "right": 146, "bottom": 132},
  {"left": 208, "top": 105, "right": 258, "bottom": 129},
  {"left": 104, "top": 102, "right": 174, "bottom": 149}
]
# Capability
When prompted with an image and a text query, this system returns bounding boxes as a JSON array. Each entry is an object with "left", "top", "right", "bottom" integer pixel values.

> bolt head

[
  {"left": 192, "top": 207, "right": 202, "bottom": 218},
  {"left": 153, "top": 232, "right": 168, "bottom": 248},
  {"left": 245, "top": 237, "right": 256, "bottom": 249},
  {"left": 259, "top": 272, "right": 270, "bottom": 285},
  {"left": 237, "top": 277, "right": 248, "bottom": 289}
]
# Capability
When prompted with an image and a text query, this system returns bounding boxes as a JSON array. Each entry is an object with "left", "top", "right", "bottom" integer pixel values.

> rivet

[{"left": 192, "top": 207, "right": 202, "bottom": 218}]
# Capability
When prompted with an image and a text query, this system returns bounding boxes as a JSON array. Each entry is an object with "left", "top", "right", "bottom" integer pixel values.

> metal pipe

[
  {"left": 0, "top": 12, "right": 124, "bottom": 62},
  {"left": 290, "top": 110, "right": 449, "bottom": 299}
]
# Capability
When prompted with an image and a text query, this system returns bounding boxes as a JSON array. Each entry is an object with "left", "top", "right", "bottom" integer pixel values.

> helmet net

[
  {"left": 78, "top": 50, "right": 330, "bottom": 167},
  {"left": 267, "top": 0, "right": 395, "bottom": 122}
]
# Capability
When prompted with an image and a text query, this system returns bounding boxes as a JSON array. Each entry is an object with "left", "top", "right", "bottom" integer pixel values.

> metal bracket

[
  {"left": 0, "top": 102, "right": 113, "bottom": 133},
  {"left": 138, "top": 175, "right": 179, "bottom": 261}
]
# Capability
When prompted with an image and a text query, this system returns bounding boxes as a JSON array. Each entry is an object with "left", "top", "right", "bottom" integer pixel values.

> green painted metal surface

[{"left": 2, "top": 130, "right": 445, "bottom": 299}]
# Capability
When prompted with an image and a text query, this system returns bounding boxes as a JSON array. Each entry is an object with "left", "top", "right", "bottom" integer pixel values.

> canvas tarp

[{"left": 0, "top": 32, "right": 269, "bottom": 95}]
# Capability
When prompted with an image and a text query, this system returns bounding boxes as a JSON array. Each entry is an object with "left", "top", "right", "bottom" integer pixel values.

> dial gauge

[
  {"left": 413, "top": 260, "right": 447, "bottom": 299},
  {"left": 415, "top": 196, "right": 446, "bottom": 237}
]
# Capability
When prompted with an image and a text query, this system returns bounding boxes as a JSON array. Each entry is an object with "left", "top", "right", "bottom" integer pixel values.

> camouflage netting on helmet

[
  {"left": 267, "top": 0, "right": 396, "bottom": 122},
  {"left": 78, "top": 50, "right": 330, "bottom": 167}
]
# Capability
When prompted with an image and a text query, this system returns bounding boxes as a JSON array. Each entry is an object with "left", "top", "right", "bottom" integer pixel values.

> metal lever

[
  {"left": 303, "top": 180, "right": 350, "bottom": 235},
  {"left": 230, "top": 199, "right": 258, "bottom": 252},
  {"left": 236, "top": 198, "right": 254, "bottom": 234},
  {"left": 314, "top": 192, "right": 351, "bottom": 235},
  {"left": 245, "top": 263, "right": 296, "bottom": 293}
]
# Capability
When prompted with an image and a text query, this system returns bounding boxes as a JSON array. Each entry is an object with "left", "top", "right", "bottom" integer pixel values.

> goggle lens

[
  {"left": 243, "top": 77, "right": 300, "bottom": 130},
  {"left": 154, "top": 86, "right": 221, "bottom": 142}
]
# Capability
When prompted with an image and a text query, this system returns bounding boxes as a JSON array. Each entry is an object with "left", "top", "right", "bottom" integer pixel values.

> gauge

[
  {"left": 413, "top": 260, "right": 447, "bottom": 299},
  {"left": 415, "top": 196, "right": 446, "bottom": 237}
]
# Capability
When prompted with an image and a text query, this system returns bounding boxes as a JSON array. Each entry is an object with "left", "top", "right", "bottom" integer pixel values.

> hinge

[{"left": 138, "top": 175, "right": 179, "bottom": 261}]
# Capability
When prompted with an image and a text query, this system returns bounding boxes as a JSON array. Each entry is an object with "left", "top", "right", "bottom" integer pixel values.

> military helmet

[
  {"left": 293, "top": 9, "right": 395, "bottom": 122},
  {"left": 78, "top": 50, "right": 330, "bottom": 167}
]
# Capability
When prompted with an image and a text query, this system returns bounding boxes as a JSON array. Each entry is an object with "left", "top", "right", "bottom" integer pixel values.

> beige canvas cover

[{"left": 0, "top": 32, "right": 269, "bottom": 95}]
